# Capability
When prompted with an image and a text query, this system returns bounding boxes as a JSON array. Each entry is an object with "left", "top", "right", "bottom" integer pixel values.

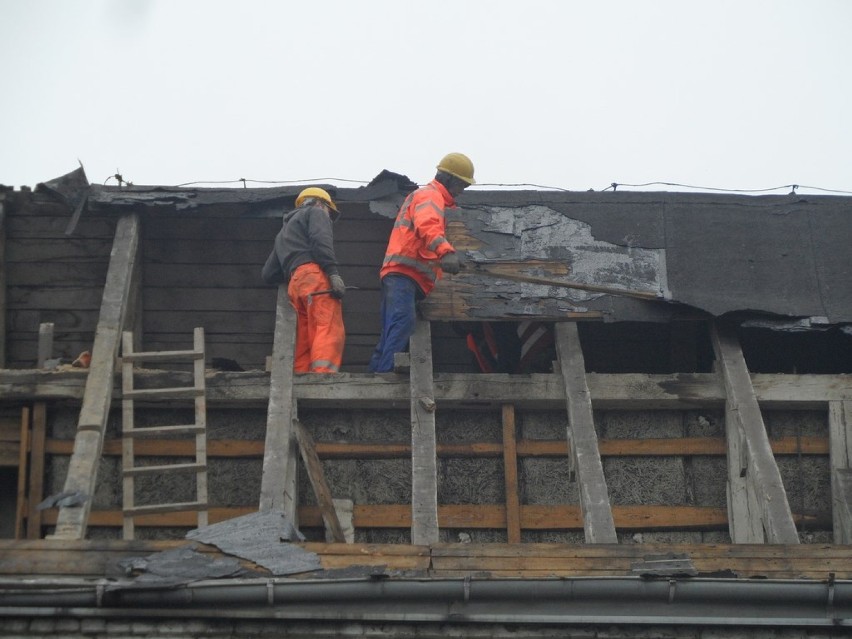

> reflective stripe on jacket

[{"left": 379, "top": 180, "right": 456, "bottom": 295}]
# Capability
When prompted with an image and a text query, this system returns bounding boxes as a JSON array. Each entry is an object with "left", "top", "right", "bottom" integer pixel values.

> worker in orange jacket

[
  {"left": 262, "top": 187, "right": 346, "bottom": 373},
  {"left": 368, "top": 153, "right": 474, "bottom": 372}
]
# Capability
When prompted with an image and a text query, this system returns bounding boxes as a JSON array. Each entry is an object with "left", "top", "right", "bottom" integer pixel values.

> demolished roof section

[{"left": 18, "top": 166, "right": 852, "bottom": 327}]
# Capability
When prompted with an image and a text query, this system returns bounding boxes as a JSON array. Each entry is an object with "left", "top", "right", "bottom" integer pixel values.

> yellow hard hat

[
  {"left": 436, "top": 152, "right": 475, "bottom": 185},
  {"left": 295, "top": 187, "right": 339, "bottom": 213}
]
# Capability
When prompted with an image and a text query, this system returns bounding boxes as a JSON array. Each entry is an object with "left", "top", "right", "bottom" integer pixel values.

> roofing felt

[{"left": 20, "top": 166, "right": 852, "bottom": 327}]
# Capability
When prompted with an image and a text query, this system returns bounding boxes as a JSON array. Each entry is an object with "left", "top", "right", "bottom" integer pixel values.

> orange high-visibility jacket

[{"left": 379, "top": 180, "right": 457, "bottom": 295}]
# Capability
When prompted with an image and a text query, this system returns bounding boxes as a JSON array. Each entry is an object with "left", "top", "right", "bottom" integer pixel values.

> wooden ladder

[{"left": 120, "top": 327, "right": 208, "bottom": 539}]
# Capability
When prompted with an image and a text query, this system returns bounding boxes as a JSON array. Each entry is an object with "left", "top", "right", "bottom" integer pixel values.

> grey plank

[
  {"left": 52, "top": 214, "right": 140, "bottom": 539},
  {"left": 554, "top": 322, "right": 617, "bottom": 543},
  {"left": 410, "top": 318, "right": 439, "bottom": 545},
  {"left": 829, "top": 400, "right": 852, "bottom": 544},
  {"left": 259, "top": 284, "right": 298, "bottom": 519},
  {"left": 711, "top": 321, "right": 799, "bottom": 544}
]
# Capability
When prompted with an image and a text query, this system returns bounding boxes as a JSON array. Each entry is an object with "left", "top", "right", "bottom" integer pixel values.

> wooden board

[
  {"left": 409, "top": 318, "right": 439, "bottom": 545},
  {"left": 554, "top": 323, "right": 617, "bottom": 543},
  {"left": 258, "top": 284, "right": 298, "bottom": 518},
  {"left": 52, "top": 214, "right": 140, "bottom": 539},
  {"left": 711, "top": 321, "right": 799, "bottom": 544},
  {"left": 3, "top": 538, "right": 850, "bottom": 580},
  {"left": 2, "top": 369, "right": 851, "bottom": 409}
]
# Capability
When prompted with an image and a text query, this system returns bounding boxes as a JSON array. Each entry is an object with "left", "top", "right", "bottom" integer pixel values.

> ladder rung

[
  {"left": 123, "top": 501, "right": 207, "bottom": 516},
  {"left": 122, "top": 349, "right": 204, "bottom": 363},
  {"left": 123, "top": 387, "right": 204, "bottom": 400},
  {"left": 123, "top": 462, "right": 206, "bottom": 476},
  {"left": 124, "top": 425, "right": 205, "bottom": 438}
]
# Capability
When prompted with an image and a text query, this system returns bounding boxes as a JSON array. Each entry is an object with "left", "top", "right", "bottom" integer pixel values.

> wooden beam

[
  {"left": 410, "top": 318, "right": 439, "bottom": 545},
  {"left": 501, "top": 404, "right": 522, "bottom": 543},
  {"left": 710, "top": 321, "right": 799, "bottom": 544},
  {"left": 2, "top": 369, "right": 852, "bottom": 410},
  {"left": 295, "top": 420, "right": 346, "bottom": 543},
  {"left": 258, "top": 284, "right": 298, "bottom": 519},
  {"left": 37, "top": 503, "right": 827, "bottom": 533},
  {"left": 42, "top": 434, "right": 830, "bottom": 460},
  {"left": 36, "top": 323, "right": 54, "bottom": 368},
  {"left": 52, "top": 213, "right": 140, "bottom": 539},
  {"left": 26, "top": 404, "right": 46, "bottom": 539},
  {"left": 14, "top": 407, "right": 30, "bottom": 539},
  {"left": 829, "top": 400, "right": 852, "bottom": 544},
  {"left": 554, "top": 323, "right": 617, "bottom": 543}
]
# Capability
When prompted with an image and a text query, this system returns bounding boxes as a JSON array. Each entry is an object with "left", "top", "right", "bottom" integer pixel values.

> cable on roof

[{"left": 602, "top": 181, "right": 852, "bottom": 195}]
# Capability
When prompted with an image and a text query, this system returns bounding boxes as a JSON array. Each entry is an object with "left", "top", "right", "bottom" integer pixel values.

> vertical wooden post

[
  {"left": 410, "top": 318, "right": 439, "bottom": 545},
  {"left": 829, "top": 401, "right": 852, "bottom": 544},
  {"left": 52, "top": 214, "right": 139, "bottom": 539},
  {"left": 26, "top": 403, "right": 46, "bottom": 539},
  {"left": 502, "top": 404, "right": 522, "bottom": 543},
  {"left": 259, "top": 284, "right": 298, "bottom": 521},
  {"left": 14, "top": 407, "right": 31, "bottom": 539},
  {"left": 710, "top": 320, "right": 799, "bottom": 544},
  {"left": 554, "top": 322, "right": 617, "bottom": 544}
]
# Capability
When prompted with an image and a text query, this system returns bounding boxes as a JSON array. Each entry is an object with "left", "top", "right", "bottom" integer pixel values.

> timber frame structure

[{"left": 1, "top": 167, "right": 852, "bottom": 634}]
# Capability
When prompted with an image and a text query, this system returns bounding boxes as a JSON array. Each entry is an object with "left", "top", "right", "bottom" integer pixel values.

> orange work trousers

[{"left": 287, "top": 263, "right": 345, "bottom": 373}]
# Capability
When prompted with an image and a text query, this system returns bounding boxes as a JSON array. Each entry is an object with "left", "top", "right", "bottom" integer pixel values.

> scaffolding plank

[
  {"left": 829, "top": 400, "right": 852, "bottom": 544},
  {"left": 259, "top": 284, "right": 298, "bottom": 518},
  {"left": 711, "top": 321, "right": 799, "bottom": 544},
  {"left": 554, "top": 323, "right": 617, "bottom": 543},
  {"left": 410, "top": 318, "right": 439, "bottom": 545},
  {"left": 52, "top": 214, "right": 139, "bottom": 539}
]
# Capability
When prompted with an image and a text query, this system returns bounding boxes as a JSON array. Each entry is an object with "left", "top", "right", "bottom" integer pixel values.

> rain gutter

[{"left": 1, "top": 577, "right": 851, "bottom": 627}]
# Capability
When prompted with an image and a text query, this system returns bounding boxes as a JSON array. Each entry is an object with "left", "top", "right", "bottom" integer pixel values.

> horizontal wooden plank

[
  {"left": 38, "top": 504, "right": 739, "bottom": 531},
  {"left": 42, "top": 435, "right": 830, "bottom": 460},
  {"left": 2, "top": 536, "right": 850, "bottom": 580},
  {"left": 3, "top": 370, "right": 851, "bottom": 409}
]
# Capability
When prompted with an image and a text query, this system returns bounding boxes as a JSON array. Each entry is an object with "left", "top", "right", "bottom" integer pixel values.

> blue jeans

[{"left": 368, "top": 274, "right": 422, "bottom": 372}]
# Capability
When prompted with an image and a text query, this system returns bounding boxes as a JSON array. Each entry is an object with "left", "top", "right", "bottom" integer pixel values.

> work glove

[
  {"left": 440, "top": 252, "right": 461, "bottom": 275},
  {"left": 329, "top": 274, "right": 346, "bottom": 299}
]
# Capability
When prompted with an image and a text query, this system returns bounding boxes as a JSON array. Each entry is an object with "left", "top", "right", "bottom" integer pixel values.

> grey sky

[{"left": 1, "top": 0, "right": 850, "bottom": 194}]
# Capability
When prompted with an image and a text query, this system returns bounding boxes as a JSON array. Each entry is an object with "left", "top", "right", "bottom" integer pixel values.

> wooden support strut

[
  {"left": 829, "top": 400, "right": 852, "bottom": 544},
  {"left": 710, "top": 320, "right": 799, "bottom": 544},
  {"left": 554, "top": 322, "right": 618, "bottom": 543},
  {"left": 259, "top": 284, "right": 299, "bottom": 519},
  {"left": 52, "top": 213, "right": 140, "bottom": 539},
  {"left": 410, "top": 318, "right": 440, "bottom": 545}
]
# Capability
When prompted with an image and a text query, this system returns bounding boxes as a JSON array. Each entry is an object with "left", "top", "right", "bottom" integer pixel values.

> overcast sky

[{"left": 1, "top": 0, "right": 850, "bottom": 195}]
